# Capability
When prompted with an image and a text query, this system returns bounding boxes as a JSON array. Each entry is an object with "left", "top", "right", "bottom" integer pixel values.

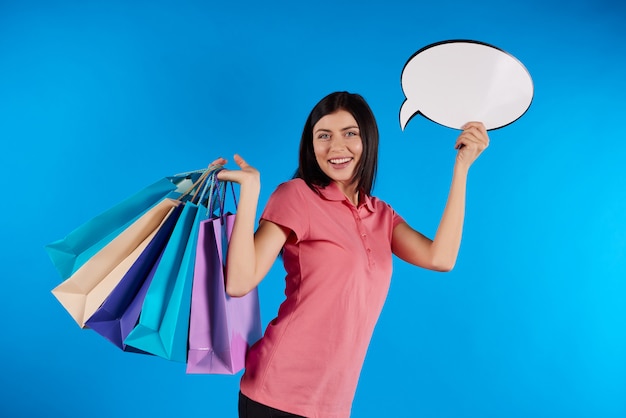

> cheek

[
  {"left": 313, "top": 143, "right": 327, "bottom": 162},
  {"left": 354, "top": 141, "right": 364, "bottom": 159}
]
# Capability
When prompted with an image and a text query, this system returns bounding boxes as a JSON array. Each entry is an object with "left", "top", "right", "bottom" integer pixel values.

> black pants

[{"left": 238, "top": 392, "right": 306, "bottom": 418}]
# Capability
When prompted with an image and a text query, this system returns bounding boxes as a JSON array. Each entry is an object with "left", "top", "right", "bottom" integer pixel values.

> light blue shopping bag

[{"left": 45, "top": 173, "right": 203, "bottom": 280}]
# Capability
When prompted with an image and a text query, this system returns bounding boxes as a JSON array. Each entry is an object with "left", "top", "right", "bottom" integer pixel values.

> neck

[{"left": 335, "top": 181, "right": 359, "bottom": 206}]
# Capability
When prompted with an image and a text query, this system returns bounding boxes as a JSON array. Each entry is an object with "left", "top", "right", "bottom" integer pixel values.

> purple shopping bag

[
  {"left": 186, "top": 213, "right": 262, "bottom": 374},
  {"left": 85, "top": 203, "right": 184, "bottom": 351}
]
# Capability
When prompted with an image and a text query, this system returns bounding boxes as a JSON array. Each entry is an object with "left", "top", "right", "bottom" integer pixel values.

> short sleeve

[
  {"left": 391, "top": 205, "right": 405, "bottom": 229},
  {"left": 260, "top": 179, "right": 310, "bottom": 242},
  {"left": 371, "top": 196, "right": 405, "bottom": 229}
]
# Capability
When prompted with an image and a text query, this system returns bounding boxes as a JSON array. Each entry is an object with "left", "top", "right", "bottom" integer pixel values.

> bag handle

[
  {"left": 196, "top": 169, "right": 218, "bottom": 205},
  {"left": 177, "top": 164, "right": 224, "bottom": 203},
  {"left": 205, "top": 169, "right": 237, "bottom": 218},
  {"left": 216, "top": 175, "right": 238, "bottom": 214},
  {"left": 177, "top": 169, "right": 209, "bottom": 202}
]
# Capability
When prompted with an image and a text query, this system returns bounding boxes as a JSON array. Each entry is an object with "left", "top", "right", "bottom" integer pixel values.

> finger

[
  {"left": 455, "top": 130, "right": 478, "bottom": 149},
  {"left": 457, "top": 127, "right": 489, "bottom": 149},
  {"left": 455, "top": 138, "right": 476, "bottom": 150},
  {"left": 455, "top": 134, "right": 484, "bottom": 150},
  {"left": 463, "top": 122, "right": 489, "bottom": 144},
  {"left": 461, "top": 126, "right": 482, "bottom": 139},
  {"left": 462, "top": 121, "right": 486, "bottom": 133},
  {"left": 209, "top": 157, "right": 228, "bottom": 168},
  {"left": 459, "top": 133, "right": 486, "bottom": 146},
  {"left": 461, "top": 124, "right": 487, "bottom": 143},
  {"left": 233, "top": 153, "right": 250, "bottom": 169},
  {"left": 216, "top": 169, "right": 231, "bottom": 181},
  {"left": 216, "top": 167, "right": 245, "bottom": 182}
]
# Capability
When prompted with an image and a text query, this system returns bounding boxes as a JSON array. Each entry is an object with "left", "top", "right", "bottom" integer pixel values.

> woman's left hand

[{"left": 454, "top": 121, "right": 489, "bottom": 169}]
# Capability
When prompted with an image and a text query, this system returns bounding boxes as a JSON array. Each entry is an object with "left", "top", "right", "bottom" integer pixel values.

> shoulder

[
  {"left": 368, "top": 194, "right": 394, "bottom": 212},
  {"left": 272, "top": 178, "right": 317, "bottom": 199},
  {"left": 275, "top": 178, "right": 308, "bottom": 192},
  {"left": 368, "top": 194, "right": 405, "bottom": 226},
  {"left": 267, "top": 178, "right": 314, "bottom": 206},
  {"left": 262, "top": 179, "right": 313, "bottom": 240}
]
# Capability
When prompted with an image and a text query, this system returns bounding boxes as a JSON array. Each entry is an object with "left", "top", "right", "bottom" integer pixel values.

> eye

[
  {"left": 345, "top": 130, "right": 360, "bottom": 138},
  {"left": 317, "top": 133, "right": 331, "bottom": 141}
]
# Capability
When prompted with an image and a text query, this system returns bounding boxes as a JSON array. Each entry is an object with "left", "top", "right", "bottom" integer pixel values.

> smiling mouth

[{"left": 329, "top": 157, "right": 353, "bottom": 165}]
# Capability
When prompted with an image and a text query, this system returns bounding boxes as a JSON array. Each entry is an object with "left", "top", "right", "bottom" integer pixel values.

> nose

[{"left": 329, "top": 135, "right": 347, "bottom": 151}]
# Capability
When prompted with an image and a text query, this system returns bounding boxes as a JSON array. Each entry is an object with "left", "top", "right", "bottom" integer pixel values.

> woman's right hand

[{"left": 215, "top": 154, "right": 260, "bottom": 190}]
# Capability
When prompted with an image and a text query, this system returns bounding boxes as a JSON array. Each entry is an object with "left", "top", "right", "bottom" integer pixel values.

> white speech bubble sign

[{"left": 400, "top": 40, "right": 534, "bottom": 131}]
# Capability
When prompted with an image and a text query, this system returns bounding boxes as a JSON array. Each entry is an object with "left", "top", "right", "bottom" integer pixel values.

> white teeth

[{"left": 330, "top": 157, "right": 351, "bottom": 164}]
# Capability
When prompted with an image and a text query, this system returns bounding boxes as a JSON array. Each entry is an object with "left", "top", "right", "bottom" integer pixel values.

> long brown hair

[{"left": 294, "top": 91, "right": 379, "bottom": 195}]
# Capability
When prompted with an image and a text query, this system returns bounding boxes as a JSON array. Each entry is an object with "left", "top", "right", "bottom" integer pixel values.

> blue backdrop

[{"left": 1, "top": 0, "right": 624, "bottom": 417}]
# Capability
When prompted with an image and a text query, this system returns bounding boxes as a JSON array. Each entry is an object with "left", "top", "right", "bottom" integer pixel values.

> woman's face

[{"left": 312, "top": 109, "right": 363, "bottom": 188}]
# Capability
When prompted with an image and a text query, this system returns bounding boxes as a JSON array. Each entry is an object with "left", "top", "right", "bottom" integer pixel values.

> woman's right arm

[{"left": 216, "top": 154, "right": 290, "bottom": 297}]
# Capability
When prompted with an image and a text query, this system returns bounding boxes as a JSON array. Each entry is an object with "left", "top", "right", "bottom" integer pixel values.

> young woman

[{"left": 215, "top": 91, "right": 489, "bottom": 418}]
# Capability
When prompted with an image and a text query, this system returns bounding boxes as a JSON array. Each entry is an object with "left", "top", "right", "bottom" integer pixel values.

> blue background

[{"left": 1, "top": 0, "right": 625, "bottom": 417}]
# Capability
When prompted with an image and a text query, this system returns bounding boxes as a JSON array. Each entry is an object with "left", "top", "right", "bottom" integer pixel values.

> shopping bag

[
  {"left": 85, "top": 203, "right": 184, "bottom": 351},
  {"left": 124, "top": 202, "right": 209, "bottom": 362},
  {"left": 45, "top": 174, "right": 200, "bottom": 280},
  {"left": 51, "top": 198, "right": 181, "bottom": 328},
  {"left": 117, "top": 251, "right": 163, "bottom": 354},
  {"left": 187, "top": 212, "right": 262, "bottom": 374}
]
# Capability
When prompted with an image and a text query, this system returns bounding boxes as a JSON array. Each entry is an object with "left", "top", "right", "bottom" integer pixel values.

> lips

[{"left": 329, "top": 157, "right": 353, "bottom": 164}]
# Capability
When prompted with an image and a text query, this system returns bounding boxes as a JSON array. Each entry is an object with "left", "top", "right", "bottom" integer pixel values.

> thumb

[{"left": 233, "top": 154, "right": 250, "bottom": 168}]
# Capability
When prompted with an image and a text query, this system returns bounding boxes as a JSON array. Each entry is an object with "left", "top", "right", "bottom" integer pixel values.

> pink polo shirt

[{"left": 240, "top": 178, "right": 404, "bottom": 418}]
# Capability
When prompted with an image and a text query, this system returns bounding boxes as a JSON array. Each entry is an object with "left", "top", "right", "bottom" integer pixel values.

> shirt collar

[{"left": 315, "top": 182, "right": 376, "bottom": 213}]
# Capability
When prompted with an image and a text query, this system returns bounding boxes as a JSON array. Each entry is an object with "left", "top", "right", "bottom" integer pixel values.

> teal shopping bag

[
  {"left": 124, "top": 202, "right": 209, "bottom": 362},
  {"left": 45, "top": 173, "right": 202, "bottom": 280}
]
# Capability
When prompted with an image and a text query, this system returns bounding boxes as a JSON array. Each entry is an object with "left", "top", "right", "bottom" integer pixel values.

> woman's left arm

[{"left": 392, "top": 122, "right": 489, "bottom": 272}]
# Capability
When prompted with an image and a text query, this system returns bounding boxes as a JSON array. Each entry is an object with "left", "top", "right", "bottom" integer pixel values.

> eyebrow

[{"left": 314, "top": 125, "right": 360, "bottom": 134}]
